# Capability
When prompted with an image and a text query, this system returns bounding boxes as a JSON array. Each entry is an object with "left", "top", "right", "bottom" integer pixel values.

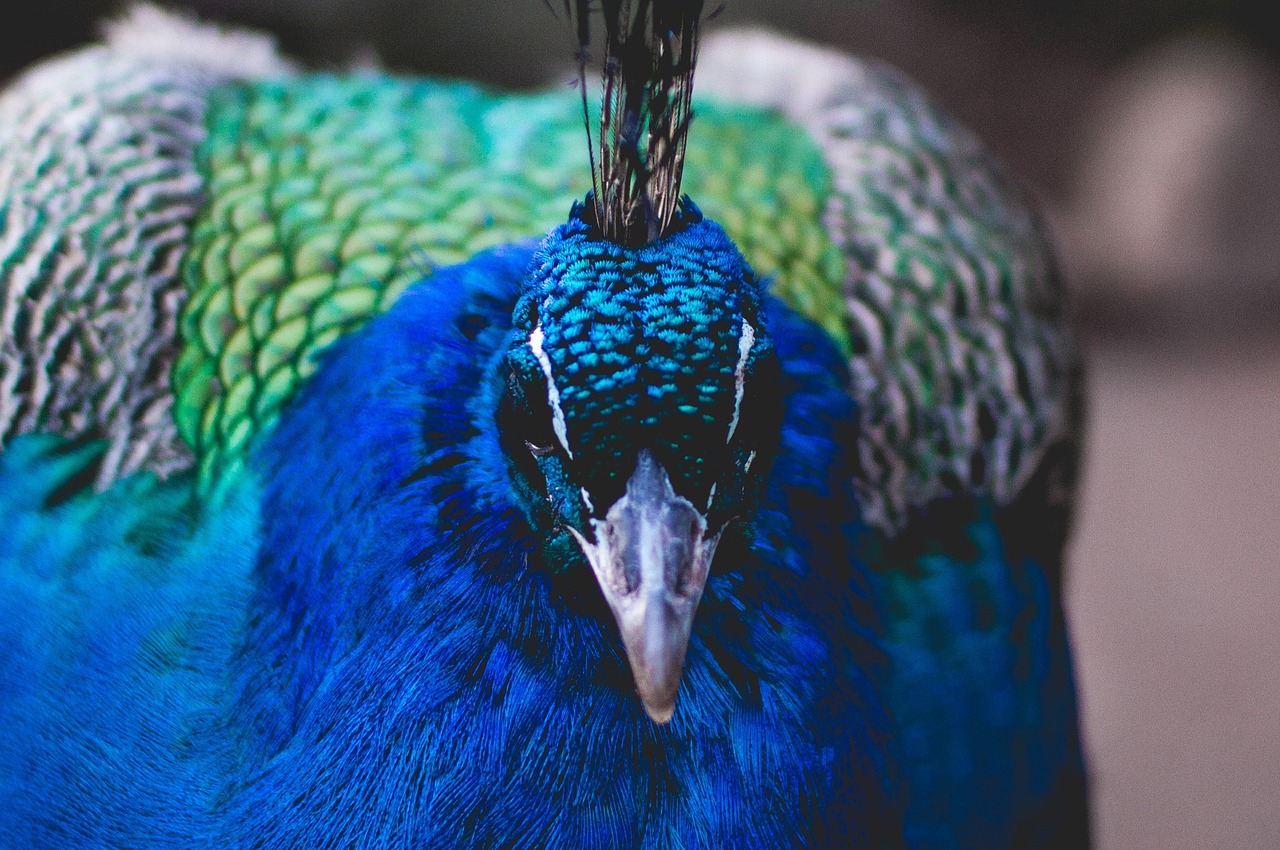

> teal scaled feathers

[
  {"left": 504, "top": 200, "right": 775, "bottom": 556},
  {"left": 0, "top": 434, "right": 258, "bottom": 846},
  {"left": 0, "top": 3, "right": 1088, "bottom": 848}
]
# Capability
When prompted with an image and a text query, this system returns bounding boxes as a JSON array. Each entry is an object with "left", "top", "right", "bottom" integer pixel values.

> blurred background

[{"left": 4, "top": 1, "right": 1278, "bottom": 846}]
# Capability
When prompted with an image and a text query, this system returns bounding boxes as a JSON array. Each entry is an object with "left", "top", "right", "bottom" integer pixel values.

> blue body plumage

[
  {"left": 0, "top": 3, "right": 1090, "bottom": 847},
  {"left": 229, "top": 237, "right": 901, "bottom": 846},
  {"left": 0, "top": 240, "right": 901, "bottom": 847},
  {"left": 0, "top": 438, "right": 258, "bottom": 846}
]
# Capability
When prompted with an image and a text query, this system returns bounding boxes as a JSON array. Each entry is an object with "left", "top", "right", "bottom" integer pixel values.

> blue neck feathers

[{"left": 225, "top": 242, "right": 901, "bottom": 848}]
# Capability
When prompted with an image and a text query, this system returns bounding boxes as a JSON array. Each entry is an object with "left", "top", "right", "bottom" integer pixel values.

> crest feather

[{"left": 561, "top": 0, "right": 713, "bottom": 246}]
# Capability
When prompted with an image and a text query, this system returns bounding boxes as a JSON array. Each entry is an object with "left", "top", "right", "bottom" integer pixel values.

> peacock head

[{"left": 496, "top": 197, "right": 782, "bottom": 722}]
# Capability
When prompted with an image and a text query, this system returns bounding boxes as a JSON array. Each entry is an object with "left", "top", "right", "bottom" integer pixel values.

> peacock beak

[{"left": 568, "top": 449, "right": 721, "bottom": 723}]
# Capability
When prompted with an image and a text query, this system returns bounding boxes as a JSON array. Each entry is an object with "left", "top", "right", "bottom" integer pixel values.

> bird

[{"left": 0, "top": 3, "right": 1088, "bottom": 848}]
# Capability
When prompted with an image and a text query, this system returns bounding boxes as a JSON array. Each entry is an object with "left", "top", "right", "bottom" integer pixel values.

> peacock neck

[{"left": 219, "top": 244, "right": 897, "bottom": 846}]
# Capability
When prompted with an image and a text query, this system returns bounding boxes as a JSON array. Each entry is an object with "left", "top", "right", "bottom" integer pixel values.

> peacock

[{"left": 0, "top": 2, "right": 1088, "bottom": 847}]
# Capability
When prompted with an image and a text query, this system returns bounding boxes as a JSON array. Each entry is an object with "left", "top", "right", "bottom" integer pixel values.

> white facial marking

[
  {"left": 581, "top": 487, "right": 595, "bottom": 515},
  {"left": 528, "top": 325, "right": 574, "bottom": 459},
  {"left": 744, "top": 450, "right": 757, "bottom": 475},
  {"left": 705, "top": 482, "right": 717, "bottom": 512},
  {"left": 726, "top": 321, "right": 756, "bottom": 444}
]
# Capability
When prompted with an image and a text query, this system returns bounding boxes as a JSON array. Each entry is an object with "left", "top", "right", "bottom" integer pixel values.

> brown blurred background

[{"left": 5, "top": 1, "right": 1278, "bottom": 846}]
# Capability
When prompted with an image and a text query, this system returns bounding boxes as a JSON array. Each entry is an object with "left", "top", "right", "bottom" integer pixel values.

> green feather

[{"left": 177, "top": 77, "right": 846, "bottom": 484}]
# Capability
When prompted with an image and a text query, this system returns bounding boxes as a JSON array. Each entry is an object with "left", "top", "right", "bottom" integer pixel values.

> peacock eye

[
  {"left": 727, "top": 347, "right": 783, "bottom": 455},
  {"left": 502, "top": 356, "right": 560, "bottom": 453},
  {"left": 525, "top": 440, "right": 555, "bottom": 459},
  {"left": 515, "top": 380, "right": 560, "bottom": 459},
  {"left": 496, "top": 348, "right": 565, "bottom": 503}
]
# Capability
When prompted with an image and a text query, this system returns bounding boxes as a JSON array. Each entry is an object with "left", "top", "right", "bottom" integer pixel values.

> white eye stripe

[
  {"left": 528, "top": 325, "right": 574, "bottom": 459},
  {"left": 726, "top": 321, "right": 756, "bottom": 444}
]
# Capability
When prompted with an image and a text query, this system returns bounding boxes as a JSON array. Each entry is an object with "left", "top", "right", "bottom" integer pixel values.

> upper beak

[{"left": 569, "top": 449, "right": 721, "bottom": 723}]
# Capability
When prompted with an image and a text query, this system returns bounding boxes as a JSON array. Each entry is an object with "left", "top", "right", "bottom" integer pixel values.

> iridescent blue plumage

[
  {"left": 515, "top": 200, "right": 759, "bottom": 505},
  {"left": 871, "top": 492, "right": 1088, "bottom": 848},
  {"left": 0, "top": 5, "right": 1090, "bottom": 847},
  {"left": 222, "top": 242, "right": 898, "bottom": 846},
  {"left": 0, "top": 436, "right": 257, "bottom": 847},
  {"left": 2, "top": 238, "right": 913, "bottom": 846}
]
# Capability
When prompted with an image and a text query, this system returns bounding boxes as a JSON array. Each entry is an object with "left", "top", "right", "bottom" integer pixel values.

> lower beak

[{"left": 569, "top": 450, "right": 721, "bottom": 723}]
